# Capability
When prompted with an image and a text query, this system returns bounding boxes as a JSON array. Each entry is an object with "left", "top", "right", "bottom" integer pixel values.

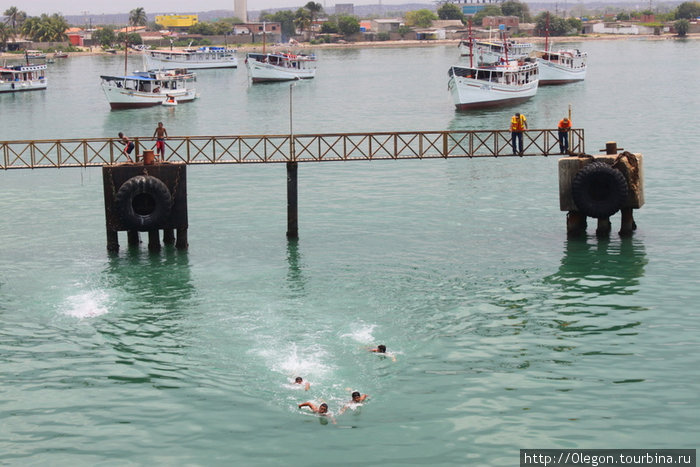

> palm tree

[
  {"left": 294, "top": 8, "right": 312, "bottom": 37},
  {"left": 129, "top": 8, "right": 148, "bottom": 27},
  {"left": 304, "top": 2, "right": 323, "bottom": 23},
  {"left": 4, "top": 6, "right": 27, "bottom": 43},
  {"left": 4, "top": 6, "right": 25, "bottom": 29},
  {"left": 0, "top": 23, "right": 11, "bottom": 50}
]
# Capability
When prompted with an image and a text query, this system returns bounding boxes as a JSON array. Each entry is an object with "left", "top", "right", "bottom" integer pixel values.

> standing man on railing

[
  {"left": 510, "top": 112, "right": 528, "bottom": 156},
  {"left": 558, "top": 116, "right": 572, "bottom": 154},
  {"left": 153, "top": 122, "right": 168, "bottom": 161}
]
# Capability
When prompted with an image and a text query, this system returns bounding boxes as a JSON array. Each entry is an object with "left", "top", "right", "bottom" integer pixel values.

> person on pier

[
  {"left": 153, "top": 122, "right": 168, "bottom": 160},
  {"left": 558, "top": 117, "right": 572, "bottom": 154},
  {"left": 117, "top": 132, "right": 135, "bottom": 162},
  {"left": 510, "top": 112, "right": 528, "bottom": 155}
]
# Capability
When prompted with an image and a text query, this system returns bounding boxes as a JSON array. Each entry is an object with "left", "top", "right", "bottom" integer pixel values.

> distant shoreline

[{"left": 1, "top": 33, "right": 697, "bottom": 59}]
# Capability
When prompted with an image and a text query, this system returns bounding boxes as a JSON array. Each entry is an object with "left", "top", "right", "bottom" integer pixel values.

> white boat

[
  {"left": 145, "top": 46, "right": 238, "bottom": 70},
  {"left": 533, "top": 48, "right": 587, "bottom": 85},
  {"left": 25, "top": 50, "right": 47, "bottom": 60},
  {"left": 0, "top": 64, "right": 47, "bottom": 93},
  {"left": 162, "top": 95, "right": 178, "bottom": 106},
  {"left": 245, "top": 52, "right": 317, "bottom": 83},
  {"left": 459, "top": 38, "right": 533, "bottom": 65},
  {"left": 448, "top": 59, "right": 539, "bottom": 110},
  {"left": 100, "top": 69, "right": 197, "bottom": 109}
]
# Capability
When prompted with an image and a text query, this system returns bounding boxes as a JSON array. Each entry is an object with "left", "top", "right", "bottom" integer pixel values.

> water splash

[
  {"left": 61, "top": 290, "right": 110, "bottom": 319},
  {"left": 340, "top": 322, "right": 376, "bottom": 345}
]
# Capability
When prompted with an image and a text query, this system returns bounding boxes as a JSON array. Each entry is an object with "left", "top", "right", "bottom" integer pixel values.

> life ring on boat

[
  {"left": 115, "top": 175, "right": 172, "bottom": 230},
  {"left": 571, "top": 162, "right": 628, "bottom": 218}
]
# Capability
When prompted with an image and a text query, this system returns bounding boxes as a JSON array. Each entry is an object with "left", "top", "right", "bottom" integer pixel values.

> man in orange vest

[
  {"left": 558, "top": 117, "right": 572, "bottom": 154},
  {"left": 510, "top": 112, "right": 528, "bottom": 155}
]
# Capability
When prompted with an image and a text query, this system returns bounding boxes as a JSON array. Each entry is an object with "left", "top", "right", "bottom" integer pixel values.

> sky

[{"left": 4, "top": 0, "right": 410, "bottom": 16}]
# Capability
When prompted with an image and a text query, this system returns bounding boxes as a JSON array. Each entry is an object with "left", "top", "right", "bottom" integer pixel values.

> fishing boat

[
  {"left": 449, "top": 23, "right": 537, "bottom": 110},
  {"left": 0, "top": 64, "right": 47, "bottom": 93},
  {"left": 25, "top": 50, "right": 47, "bottom": 60},
  {"left": 458, "top": 38, "right": 533, "bottom": 65},
  {"left": 245, "top": 52, "right": 317, "bottom": 83},
  {"left": 53, "top": 51, "right": 69, "bottom": 59},
  {"left": 145, "top": 46, "right": 238, "bottom": 70},
  {"left": 99, "top": 69, "right": 197, "bottom": 109},
  {"left": 531, "top": 14, "right": 587, "bottom": 85},
  {"left": 532, "top": 48, "right": 587, "bottom": 84},
  {"left": 448, "top": 60, "right": 539, "bottom": 109}
]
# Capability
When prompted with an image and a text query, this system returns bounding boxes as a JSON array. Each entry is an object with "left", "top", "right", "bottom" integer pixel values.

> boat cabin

[{"left": 450, "top": 61, "right": 538, "bottom": 86}]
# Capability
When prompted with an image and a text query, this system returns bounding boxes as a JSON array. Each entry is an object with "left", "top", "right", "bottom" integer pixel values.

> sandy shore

[{"left": 1, "top": 33, "right": 697, "bottom": 59}]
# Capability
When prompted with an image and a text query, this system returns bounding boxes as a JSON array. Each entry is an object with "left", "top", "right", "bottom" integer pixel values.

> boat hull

[
  {"left": 102, "top": 87, "right": 197, "bottom": 109},
  {"left": 246, "top": 59, "right": 315, "bottom": 83},
  {"left": 448, "top": 76, "right": 538, "bottom": 110},
  {"left": 145, "top": 55, "right": 238, "bottom": 70},
  {"left": 0, "top": 80, "right": 47, "bottom": 93},
  {"left": 537, "top": 59, "right": 587, "bottom": 85}
]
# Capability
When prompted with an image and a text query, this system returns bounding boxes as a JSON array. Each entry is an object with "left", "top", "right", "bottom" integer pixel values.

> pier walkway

[{"left": 1, "top": 129, "right": 584, "bottom": 170}]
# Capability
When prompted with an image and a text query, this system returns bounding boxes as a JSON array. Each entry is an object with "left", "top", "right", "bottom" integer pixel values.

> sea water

[{"left": 0, "top": 40, "right": 699, "bottom": 465}]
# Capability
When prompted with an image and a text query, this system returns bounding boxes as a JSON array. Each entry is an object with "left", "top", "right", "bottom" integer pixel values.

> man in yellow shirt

[{"left": 510, "top": 112, "right": 528, "bottom": 155}]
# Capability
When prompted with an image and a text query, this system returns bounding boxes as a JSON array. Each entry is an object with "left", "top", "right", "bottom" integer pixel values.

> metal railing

[{"left": 1, "top": 129, "right": 584, "bottom": 170}]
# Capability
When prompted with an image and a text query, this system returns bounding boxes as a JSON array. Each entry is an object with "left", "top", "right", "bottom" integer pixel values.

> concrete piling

[
  {"left": 559, "top": 142, "right": 644, "bottom": 237},
  {"left": 103, "top": 161, "right": 188, "bottom": 252}
]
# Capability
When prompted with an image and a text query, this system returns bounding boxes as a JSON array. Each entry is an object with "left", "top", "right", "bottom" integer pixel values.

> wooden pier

[
  {"left": 1, "top": 129, "right": 584, "bottom": 169},
  {"left": 3, "top": 129, "right": 645, "bottom": 251}
]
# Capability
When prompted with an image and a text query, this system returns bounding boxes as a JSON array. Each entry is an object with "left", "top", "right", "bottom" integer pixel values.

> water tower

[{"left": 234, "top": 0, "right": 248, "bottom": 23}]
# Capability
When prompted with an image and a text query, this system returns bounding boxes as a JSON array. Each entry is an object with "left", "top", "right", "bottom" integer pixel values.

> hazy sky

[{"left": 5, "top": 0, "right": 411, "bottom": 16}]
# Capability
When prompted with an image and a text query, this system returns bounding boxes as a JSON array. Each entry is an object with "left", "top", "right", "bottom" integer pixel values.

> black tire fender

[
  {"left": 572, "top": 162, "right": 628, "bottom": 218},
  {"left": 115, "top": 175, "right": 172, "bottom": 230}
]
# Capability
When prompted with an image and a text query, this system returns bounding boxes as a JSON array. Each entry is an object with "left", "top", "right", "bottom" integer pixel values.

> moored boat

[
  {"left": 459, "top": 38, "right": 533, "bottom": 65},
  {"left": 532, "top": 13, "right": 587, "bottom": 85},
  {"left": 245, "top": 52, "right": 317, "bottom": 83},
  {"left": 145, "top": 46, "right": 238, "bottom": 70},
  {"left": 25, "top": 50, "right": 47, "bottom": 60},
  {"left": 532, "top": 48, "right": 587, "bottom": 85},
  {"left": 448, "top": 59, "right": 539, "bottom": 110},
  {"left": 100, "top": 68, "right": 197, "bottom": 109},
  {"left": 0, "top": 64, "right": 47, "bottom": 93},
  {"left": 53, "top": 51, "right": 69, "bottom": 59}
]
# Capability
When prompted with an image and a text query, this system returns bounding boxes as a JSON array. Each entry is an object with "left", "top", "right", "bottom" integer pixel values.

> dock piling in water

[
  {"left": 103, "top": 162, "right": 188, "bottom": 252},
  {"left": 559, "top": 142, "right": 644, "bottom": 237}
]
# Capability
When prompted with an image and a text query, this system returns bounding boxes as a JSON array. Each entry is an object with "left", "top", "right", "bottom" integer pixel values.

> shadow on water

[
  {"left": 96, "top": 248, "right": 197, "bottom": 387},
  {"left": 106, "top": 246, "right": 195, "bottom": 308},
  {"left": 544, "top": 237, "right": 648, "bottom": 298},
  {"left": 286, "top": 239, "right": 307, "bottom": 296}
]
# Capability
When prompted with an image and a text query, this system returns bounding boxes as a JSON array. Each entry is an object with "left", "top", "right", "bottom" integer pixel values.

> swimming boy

[
  {"left": 339, "top": 391, "right": 369, "bottom": 414},
  {"left": 369, "top": 344, "right": 397, "bottom": 362},
  {"left": 298, "top": 401, "right": 329, "bottom": 414},
  {"left": 294, "top": 376, "right": 310, "bottom": 391}
]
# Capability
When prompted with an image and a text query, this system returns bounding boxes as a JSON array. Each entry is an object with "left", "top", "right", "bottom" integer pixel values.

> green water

[{"left": 1, "top": 41, "right": 699, "bottom": 465}]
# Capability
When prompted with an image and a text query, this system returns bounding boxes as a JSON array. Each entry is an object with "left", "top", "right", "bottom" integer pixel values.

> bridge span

[{"left": 1, "top": 129, "right": 584, "bottom": 170}]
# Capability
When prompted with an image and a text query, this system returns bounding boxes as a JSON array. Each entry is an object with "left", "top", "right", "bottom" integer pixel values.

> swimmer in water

[
  {"left": 298, "top": 401, "right": 328, "bottom": 414},
  {"left": 340, "top": 391, "right": 369, "bottom": 414},
  {"left": 294, "top": 376, "right": 311, "bottom": 391},
  {"left": 369, "top": 344, "right": 397, "bottom": 362},
  {"left": 298, "top": 401, "right": 336, "bottom": 424}
]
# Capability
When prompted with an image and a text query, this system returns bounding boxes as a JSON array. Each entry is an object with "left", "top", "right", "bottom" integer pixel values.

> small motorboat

[{"left": 162, "top": 95, "right": 178, "bottom": 106}]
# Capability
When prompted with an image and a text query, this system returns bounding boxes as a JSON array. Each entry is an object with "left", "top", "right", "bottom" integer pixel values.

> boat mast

[
  {"left": 262, "top": 21, "right": 266, "bottom": 54},
  {"left": 502, "top": 29, "right": 509, "bottom": 63},
  {"left": 124, "top": 25, "right": 129, "bottom": 76},
  {"left": 545, "top": 12, "right": 550, "bottom": 53},
  {"left": 468, "top": 19, "right": 473, "bottom": 68}
]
